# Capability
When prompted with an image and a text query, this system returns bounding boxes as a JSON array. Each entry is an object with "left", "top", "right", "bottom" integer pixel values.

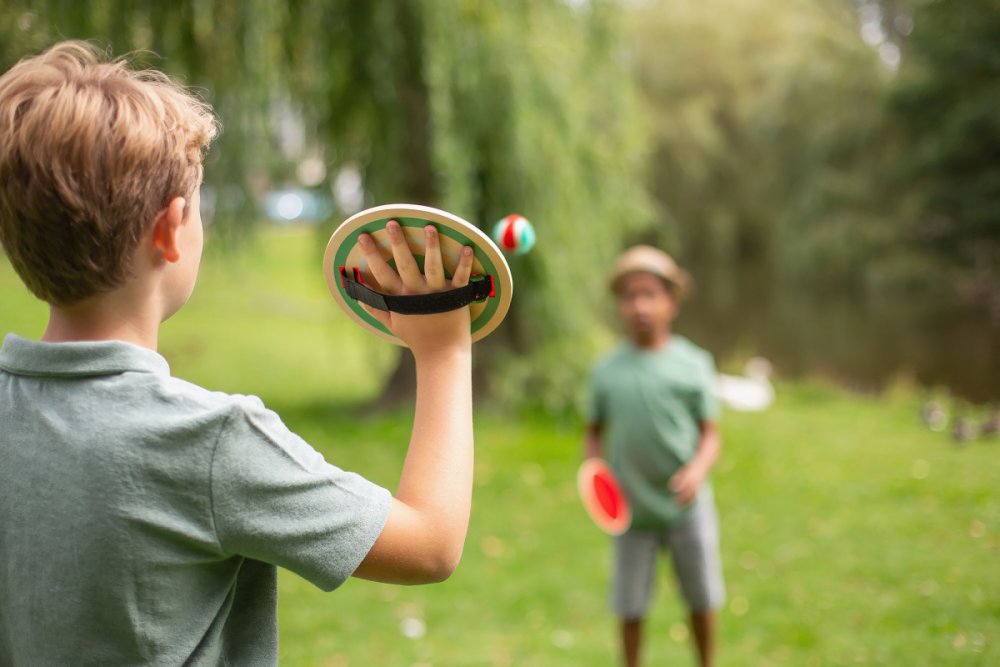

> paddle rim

[
  {"left": 322, "top": 204, "right": 513, "bottom": 346},
  {"left": 577, "top": 458, "right": 632, "bottom": 536}
]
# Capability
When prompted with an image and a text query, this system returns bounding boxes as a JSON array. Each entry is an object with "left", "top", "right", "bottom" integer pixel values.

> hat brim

[
  {"left": 611, "top": 269, "right": 692, "bottom": 300},
  {"left": 323, "top": 204, "right": 513, "bottom": 346}
]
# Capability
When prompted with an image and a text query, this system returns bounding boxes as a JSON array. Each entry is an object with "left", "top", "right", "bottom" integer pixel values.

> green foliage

[
  {"left": 0, "top": 0, "right": 298, "bottom": 241},
  {"left": 418, "top": 1, "right": 651, "bottom": 408},
  {"left": 283, "top": 0, "right": 653, "bottom": 408},
  {"left": 0, "top": 0, "right": 651, "bottom": 410},
  {"left": 4, "top": 0, "right": 996, "bottom": 407},
  {"left": 631, "top": 0, "right": 901, "bottom": 291},
  {"left": 890, "top": 0, "right": 1000, "bottom": 299}
]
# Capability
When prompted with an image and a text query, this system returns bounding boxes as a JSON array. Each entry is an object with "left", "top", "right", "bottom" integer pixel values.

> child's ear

[{"left": 151, "top": 196, "right": 187, "bottom": 263}]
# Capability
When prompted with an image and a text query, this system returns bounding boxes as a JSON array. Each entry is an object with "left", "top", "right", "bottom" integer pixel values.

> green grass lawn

[{"left": 2, "top": 226, "right": 997, "bottom": 665}]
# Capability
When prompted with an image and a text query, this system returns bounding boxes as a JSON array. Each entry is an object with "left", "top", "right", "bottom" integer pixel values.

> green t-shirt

[
  {"left": 586, "top": 335, "right": 719, "bottom": 529},
  {"left": 0, "top": 334, "right": 392, "bottom": 665}
]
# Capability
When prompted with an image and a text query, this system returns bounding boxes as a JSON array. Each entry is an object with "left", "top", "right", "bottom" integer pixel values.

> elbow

[
  {"left": 414, "top": 544, "right": 464, "bottom": 584},
  {"left": 354, "top": 508, "right": 469, "bottom": 585},
  {"left": 377, "top": 539, "right": 465, "bottom": 585},
  {"left": 420, "top": 565, "right": 455, "bottom": 585}
]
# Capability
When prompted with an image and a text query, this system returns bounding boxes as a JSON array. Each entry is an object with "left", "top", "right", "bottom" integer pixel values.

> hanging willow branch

[{"left": 1, "top": 0, "right": 653, "bottom": 410}]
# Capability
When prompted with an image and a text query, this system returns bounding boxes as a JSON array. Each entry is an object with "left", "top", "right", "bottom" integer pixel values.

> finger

[
  {"left": 386, "top": 220, "right": 423, "bottom": 292},
  {"left": 358, "top": 233, "right": 403, "bottom": 294},
  {"left": 422, "top": 225, "right": 446, "bottom": 291},
  {"left": 450, "top": 245, "right": 474, "bottom": 287}
]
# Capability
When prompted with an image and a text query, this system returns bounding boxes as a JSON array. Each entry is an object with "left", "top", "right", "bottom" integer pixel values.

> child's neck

[
  {"left": 42, "top": 286, "right": 162, "bottom": 350},
  {"left": 630, "top": 327, "right": 672, "bottom": 350}
]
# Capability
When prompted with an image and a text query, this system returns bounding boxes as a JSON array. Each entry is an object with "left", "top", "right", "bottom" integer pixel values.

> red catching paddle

[{"left": 577, "top": 458, "right": 631, "bottom": 535}]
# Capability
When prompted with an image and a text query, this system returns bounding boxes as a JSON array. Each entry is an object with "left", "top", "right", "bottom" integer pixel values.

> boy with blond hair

[
  {"left": 584, "top": 246, "right": 725, "bottom": 667},
  {"left": 0, "top": 41, "right": 476, "bottom": 665}
]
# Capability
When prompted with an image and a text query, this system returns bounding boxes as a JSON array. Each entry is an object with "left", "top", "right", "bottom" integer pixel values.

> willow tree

[
  {"left": 1, "top": 0, "right": 301, "bottom": 244},
  {"left": 630, "top": 0, "right": 900, "bottom": 291},
  {"left": 1, "top": 0, "right": 652, "bottom": 410},
  {"left": 889, "top": 0, "right": 1000, "bottom": 310}
]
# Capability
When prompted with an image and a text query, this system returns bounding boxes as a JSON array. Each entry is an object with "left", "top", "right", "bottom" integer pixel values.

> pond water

[{"left": 675, "top": 261, "right": 1000, "bottom": 405}]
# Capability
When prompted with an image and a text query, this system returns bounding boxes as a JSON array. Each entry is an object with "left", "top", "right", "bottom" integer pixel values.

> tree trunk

[
  {"left": 369, "top": 350, "right": 417, "bottom": 412},
  {"left": 367, "top": 0, "right": 433, "bottom": 412}
]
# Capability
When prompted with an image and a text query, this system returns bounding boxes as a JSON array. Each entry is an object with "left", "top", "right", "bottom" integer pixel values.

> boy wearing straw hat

[{"left": 584, "top": 246, "right": 725, "bottom": 667}]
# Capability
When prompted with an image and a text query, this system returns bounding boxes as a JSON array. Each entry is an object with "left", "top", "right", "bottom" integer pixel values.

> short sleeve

[
  {"left": 584, "top": 364, "right": 606, "bottom": 426},
  {"left": 697, "top": 352, "right": 720, "bottom": 422},
  {"left": 209, "top": 397, "right": 392, "bottom": 592}
]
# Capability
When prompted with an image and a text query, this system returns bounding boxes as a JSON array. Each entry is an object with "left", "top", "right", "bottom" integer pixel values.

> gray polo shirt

[{"left": 0, "top": 334, "right": 391, "bottom": 665}]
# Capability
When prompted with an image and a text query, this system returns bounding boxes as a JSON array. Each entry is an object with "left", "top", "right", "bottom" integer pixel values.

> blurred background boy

[{"left": 584, "top": 245, "right": 725, "bottom": 667}]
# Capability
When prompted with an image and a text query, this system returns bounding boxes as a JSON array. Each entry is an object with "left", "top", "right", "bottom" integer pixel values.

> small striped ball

[{"left": 491, "top": 214, "right": 535, "bottom": 255}]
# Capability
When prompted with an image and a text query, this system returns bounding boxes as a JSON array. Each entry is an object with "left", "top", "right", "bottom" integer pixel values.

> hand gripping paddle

[
  {"left": 577, "top": 458, "right": 632, "bottom": 535},
  {"left": 323, "top": 204, "right": 513, "bottom": 346}
]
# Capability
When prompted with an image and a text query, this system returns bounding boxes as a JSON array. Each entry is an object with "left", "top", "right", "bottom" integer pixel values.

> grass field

[{"left": 2, "top": 226, "right": 997, "bottom": 665}]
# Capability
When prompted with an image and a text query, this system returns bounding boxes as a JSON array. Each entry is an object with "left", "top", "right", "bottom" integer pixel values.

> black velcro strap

[{"left": 339, "top": 267, "right": 494, "bottom": 314}]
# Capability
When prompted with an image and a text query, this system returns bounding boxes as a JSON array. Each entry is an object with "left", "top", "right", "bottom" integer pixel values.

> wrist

[
  {"left": 684, "top": 459, "right": 709, "bottom": 479},
  {"left": 398, "top": 310, "right": 472, "bottom": 360},
  {"left": 412, "top": 341, "right": 472, "bottom": 366}
]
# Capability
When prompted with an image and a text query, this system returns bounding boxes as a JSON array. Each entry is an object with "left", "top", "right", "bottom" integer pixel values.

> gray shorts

[{"left": 612, "top": 497, "right": 725, "bottom": 618}]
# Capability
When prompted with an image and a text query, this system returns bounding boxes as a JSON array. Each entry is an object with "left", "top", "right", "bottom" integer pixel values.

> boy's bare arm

[
  {"left": 584, "top": 422, "right": 604, "bottom": 459},
  {"left": 669, "top": 420, "right": 721, "bottom": 506},
  {"left": 351, "top": 222, "right": 475, "bottom": 584}
]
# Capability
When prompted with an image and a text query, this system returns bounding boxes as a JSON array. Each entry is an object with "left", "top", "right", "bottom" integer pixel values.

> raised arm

[{"left": 351, "top": 221, "right": 475, "bottom": 584}]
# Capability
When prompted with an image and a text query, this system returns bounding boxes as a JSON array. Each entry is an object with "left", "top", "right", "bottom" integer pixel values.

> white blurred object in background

[{"left": 715, "top": 357, "right": 775, "bottom": 412}]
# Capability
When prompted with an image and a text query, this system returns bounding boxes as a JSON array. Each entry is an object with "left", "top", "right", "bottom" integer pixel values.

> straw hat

[{"left": 609, "top": 245, "right": 691, "bottom": 299}]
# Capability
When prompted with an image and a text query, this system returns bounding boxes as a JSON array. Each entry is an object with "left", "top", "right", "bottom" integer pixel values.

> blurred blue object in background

[{"left": 262, "top": 189, "right": 332, "bottom": 224}]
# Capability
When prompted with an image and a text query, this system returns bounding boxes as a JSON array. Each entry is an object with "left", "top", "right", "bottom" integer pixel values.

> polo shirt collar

[{"left": 0, "top": 334, "right": 170, "bottom": 378}]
